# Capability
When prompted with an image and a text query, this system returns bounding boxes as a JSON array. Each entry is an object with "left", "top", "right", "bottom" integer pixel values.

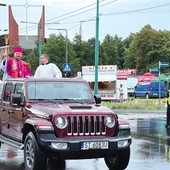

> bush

[{"left": 101, "top": 98, "right": 166, "bottom": 110}]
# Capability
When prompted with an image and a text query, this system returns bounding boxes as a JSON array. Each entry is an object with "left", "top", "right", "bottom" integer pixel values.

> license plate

[{"left": 81, "top": 141, "right": 108, "bottom": 150}]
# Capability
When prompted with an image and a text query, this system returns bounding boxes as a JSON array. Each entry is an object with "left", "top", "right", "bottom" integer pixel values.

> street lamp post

[
  {"left": 48, "top": 28, "right": 68, "bottom": 63},
  {"left": 94, "top": 0, "right": 99, "bottom": 95}
]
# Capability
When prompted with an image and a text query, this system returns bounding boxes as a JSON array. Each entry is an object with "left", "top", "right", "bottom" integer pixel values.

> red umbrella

[{"left": 138, "top": 72, "right": 157, "bottom": 82}]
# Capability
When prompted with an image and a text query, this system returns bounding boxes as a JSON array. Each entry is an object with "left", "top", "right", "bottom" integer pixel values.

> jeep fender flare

[{"left": 22, "top": 118, "right": 53, "bottom": 142}]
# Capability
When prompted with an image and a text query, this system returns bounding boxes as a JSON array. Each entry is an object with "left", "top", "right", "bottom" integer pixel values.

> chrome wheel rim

[{"left": 25, "top": 139, "right": 34, "bottom": 169}]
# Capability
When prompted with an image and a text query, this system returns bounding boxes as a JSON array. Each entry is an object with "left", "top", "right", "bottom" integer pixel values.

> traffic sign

[
  {"left": 160, "top": 62, "right": 169, "bottom": 67},
  {"left": 150, "top": 68, "right": 159, "bottom": 73},
  {"left": 63, "top": 63, "right": 72, "bottom": 72}
]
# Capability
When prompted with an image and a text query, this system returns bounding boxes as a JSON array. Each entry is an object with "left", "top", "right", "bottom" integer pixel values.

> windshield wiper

[
  {"left": 60, "top": 98, "right": 84, "bottom": 104},
  {"left": 29, "top": 98, "right": 45, "bottom": 101},
  {"left": 29, "top": 98, "right": 85, "bottom": 104},
  {"left": 31, "top": 99, "right": 63, "bottom": 103},
  {"left": 29, "top": 99, "right": 56, "bottom": 103}
]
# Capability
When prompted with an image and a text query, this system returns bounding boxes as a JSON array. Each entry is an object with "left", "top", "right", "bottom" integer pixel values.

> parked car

[
  {"left": 0, "top": 78, "right": 132, "bottom": 170},
  {"left": 133, "top": 81, "right": 167, "bottom": 99},
  {"left": 149, "top": 81, "right": 167, "bottom": 98}
]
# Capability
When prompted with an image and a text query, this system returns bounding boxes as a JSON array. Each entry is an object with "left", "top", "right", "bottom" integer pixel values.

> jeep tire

[
  {"left": 104, "top": 147, "right": 130, "bottom": 170},
  {"left": 24, "top": 132, "right": 47, "bottom": 170}
]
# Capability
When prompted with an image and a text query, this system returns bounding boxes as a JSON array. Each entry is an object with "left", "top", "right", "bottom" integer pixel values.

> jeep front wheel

[
  {"left": 104, "top": 147, "right": 130, "bottom": 170},
  {"left": 24, "top": 132, "right": 47, "bottom": 170}
]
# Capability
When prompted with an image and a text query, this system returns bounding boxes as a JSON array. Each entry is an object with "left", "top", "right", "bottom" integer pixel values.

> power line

[
  {"left": 46, "top": 0, "right": 118, "bottom": 24},
  {"left": 45, "top": 0, "right": 106, "bottom": 22},
  {"left": 45, "top": 2, "right": 170, "bottom": 39},
  {"left": 19, "top": 2, "right": 170, "bottom": 37},
  {"left": 102, "top": 3, "right": 170, "bottom": 16},
  {"left": 58, "top": 2, "right": 170, "bottom": 39},
  {"left": 19, "top": 0, "right": 117, "bottom": 34}
]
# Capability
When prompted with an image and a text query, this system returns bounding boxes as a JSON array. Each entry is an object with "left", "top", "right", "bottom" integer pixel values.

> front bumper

[{"left": 36, "top": 133, "right": 132, "bottom": 159}]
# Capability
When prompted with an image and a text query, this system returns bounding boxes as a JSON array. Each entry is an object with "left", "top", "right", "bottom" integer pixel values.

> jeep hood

[{"left": 26, "top": 103, "right": 113, "bottom": 116}]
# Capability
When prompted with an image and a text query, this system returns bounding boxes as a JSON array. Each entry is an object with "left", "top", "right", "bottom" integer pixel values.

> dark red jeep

[{"left": 0, "top": 78, "right": 131, "bottom": 170}]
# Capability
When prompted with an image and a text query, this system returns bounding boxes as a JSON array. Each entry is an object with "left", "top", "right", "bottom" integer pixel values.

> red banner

[
  {"left": 117, "top": 69, "right": 136, "bottom": 76},
  {"left": 117, "top": 75, "right": 127, "bottom": 80}
]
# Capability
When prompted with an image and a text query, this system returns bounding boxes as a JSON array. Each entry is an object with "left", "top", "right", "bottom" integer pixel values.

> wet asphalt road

[{"left": 0, "top": 109, "right": 170, "bottom": 170}]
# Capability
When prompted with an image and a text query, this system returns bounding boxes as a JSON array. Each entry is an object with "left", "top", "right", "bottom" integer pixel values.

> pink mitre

[{"left": 14, "top": 46, "right": 23, "bottom": 53}]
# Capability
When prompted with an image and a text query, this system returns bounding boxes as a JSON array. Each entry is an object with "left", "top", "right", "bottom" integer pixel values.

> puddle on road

[
  {"left": 0, "top": 118, "right": 170, "bottom": 170},
  {"left": 0, "top": 145, "right": 24, "bottom": 170},
  {"left": 127, "top": 118, "right": 170, "bottom": 170}
]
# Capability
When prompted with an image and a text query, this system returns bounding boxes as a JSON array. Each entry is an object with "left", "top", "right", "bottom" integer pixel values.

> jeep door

[
  {"left": 1, "top": 82, "right": 14, "bottom": 136},
  {"left": 8, "top": 83, "right": 25, "bottom": 141}
]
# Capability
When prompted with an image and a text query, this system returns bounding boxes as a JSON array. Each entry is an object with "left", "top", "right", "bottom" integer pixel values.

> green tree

[
  {"left": 18, "top": 24, "right": 170, "bottom": 77},
  {"left": 123, "top": 33, "right": 136, "bottom": 69},
  {"left": 42, "top": 33, "right": 65, "bottom": 71},
  {"left": 27, "top": 49, "right": 39, "bottom": 74},
  {"left": 100, "top": 34, "right": 123, "bottom": 67},
  {"left": 72, "top": 34, "right": 85, "bottom": 73},
  {"left": 112, "top": 35, "right": 125, "bottom": 69},
  {"left": 43, "top": 33, "right": 78, "bottom": 76},
  {"left": 84, "top": 37, "right": 96, "bottom": 66},
  {"left": 123, "top": 25, "right": 170, "bottom": 74}
]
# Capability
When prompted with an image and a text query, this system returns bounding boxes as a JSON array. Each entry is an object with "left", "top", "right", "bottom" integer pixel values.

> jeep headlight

[
  {"left": 105, "top": 116, "right": 115, "bottom": 128},
  {"left": 56, "top": 117, "right": 67, "bottom": 129}
]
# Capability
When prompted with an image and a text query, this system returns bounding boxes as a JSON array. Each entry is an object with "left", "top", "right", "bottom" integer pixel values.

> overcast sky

[{"left": 0, "top": 0, "right": 170, "bottom": 41}]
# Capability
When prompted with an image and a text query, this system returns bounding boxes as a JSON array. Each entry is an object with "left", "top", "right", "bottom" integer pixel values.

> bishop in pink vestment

[
  {"left": 7, "top": 58, "right": 31, "bottom": 78},
  {"left": 0, "top": 46, "right": 32, "bottom": 81}
]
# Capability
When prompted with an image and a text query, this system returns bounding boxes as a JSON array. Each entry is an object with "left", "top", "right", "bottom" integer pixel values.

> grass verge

[{"left": 101, "top": 98, "right": 167, "bottom": 110}]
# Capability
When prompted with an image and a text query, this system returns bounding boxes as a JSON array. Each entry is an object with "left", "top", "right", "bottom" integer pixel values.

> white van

[{"left": 127, "top": 77, "right": 138, "bottom": 97}]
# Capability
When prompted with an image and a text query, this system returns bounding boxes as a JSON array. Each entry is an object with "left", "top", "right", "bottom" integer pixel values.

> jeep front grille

[{"left": 67, "top": 116, "right": 106, "bottom": 136}]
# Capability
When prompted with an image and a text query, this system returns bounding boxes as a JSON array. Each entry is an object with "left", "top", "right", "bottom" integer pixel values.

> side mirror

[
  {"left": 11, "top": 94, "right": 22, "bottom": 105},
  {"left": 94, "top": 94, "right": 101, "bottom": 104}
]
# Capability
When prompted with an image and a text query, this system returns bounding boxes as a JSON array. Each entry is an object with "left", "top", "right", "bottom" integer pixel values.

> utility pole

[{"left": 94, "top": 0, "right": 99, "bottom": 95}]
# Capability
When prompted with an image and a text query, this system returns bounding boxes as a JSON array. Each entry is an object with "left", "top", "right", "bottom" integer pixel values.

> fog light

[
  {"left": 51, "top": 142, "right": 68, "bottom": 149},
  {"left": 118, "top": 140, "right": 129, "bottom": 148}
]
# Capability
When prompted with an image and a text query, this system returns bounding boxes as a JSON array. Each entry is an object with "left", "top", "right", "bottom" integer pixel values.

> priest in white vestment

[{"left": 34, "top": 54, "right": 62, "bottom": 78}]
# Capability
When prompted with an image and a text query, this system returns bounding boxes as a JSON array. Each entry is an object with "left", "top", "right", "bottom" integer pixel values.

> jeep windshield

[{"left": 26, "top": 81, "right": 93, "bottom": 102}]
